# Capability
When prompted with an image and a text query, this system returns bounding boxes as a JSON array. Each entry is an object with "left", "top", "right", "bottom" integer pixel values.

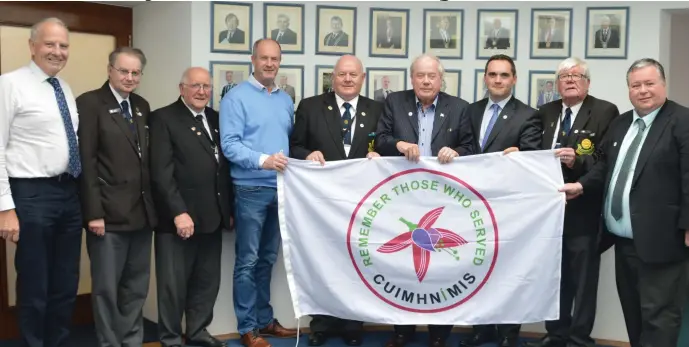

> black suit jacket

[
  {"left": 76, "top": 82, "right": 157, "bottom": 232},
  {"left": 271, "top": 28, "right": 297, "bottom": 45},
  {"left": 538, "top": 95, "right": 619, "bottom": 236},
  {"left": 468, "top": 96, "right": 542, "bottom": 154},
  {"left": 219, "top": 28, "right": 246, "bottom": 44},
  {"left": 594, "top": 28, "right": 620, "bottom": 48},
  {"left": 377, "top": 30, "right": 402, "bottom": 49},
  {"left": 149, "top": 98, "right": 233, "bottom": 235},
  {"left": 430, "top": 29, "right": 456, "bottom": 49},
  {"left": 579, "top": 100, "right": 689, "bottom": 264},
  {"left": 290, "top": 93, "right": 383, "bottom": 161},
  {"left": 324, "top": 32, "right": 349, "bottom": 47},
  {"left": 375, "top": 90, "right": 473, "bottom": 157}
]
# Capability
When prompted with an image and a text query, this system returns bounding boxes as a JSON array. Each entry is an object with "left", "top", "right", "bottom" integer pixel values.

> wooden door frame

[{"left": 0, "top": 1, "right": 132, "bottom": 340}]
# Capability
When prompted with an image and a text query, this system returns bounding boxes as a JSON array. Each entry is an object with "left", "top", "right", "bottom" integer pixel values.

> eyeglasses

[
  {"left": 110, "top": 64, "right": 143, "bottom": 78},
  {"left": 184, "top": 83, "right": 213, "bottom": 91},
  {"left": 558, "top": 73, "right": 587, "bottom": 81}
]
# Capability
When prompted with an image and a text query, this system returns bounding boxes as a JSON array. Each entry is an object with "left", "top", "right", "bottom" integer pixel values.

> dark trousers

[
  {"left": 11, "top": 176, "right": 82, "bottom": 347},
  {"left": 155, "top": 230, "right": 222, "bottom": 347},
  {"left": 87, "top": 229, "right": 152, "bottom": 347},
  {"left": 473, "top": 324, "right": 521, "bottom": 341},
  {"left": 394, "top": 324, "right": 453, "bottom": 341},
  {"left": 310, "top": 315, "right": 363, "bottom": 334},
  {"left": 544, "top": 233, "right": 600, "bottom": 347},
  {"left": 615, "top": 238, "right": 688, "bottom": 347}
]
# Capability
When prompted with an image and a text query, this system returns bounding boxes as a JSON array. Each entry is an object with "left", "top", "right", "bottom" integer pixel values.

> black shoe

[
  {"left": 384, "top": 333, "right": 413, "bottom": 347},
  {"left": 343, "top": 332, "right": 363, "bottom": 346},
  {"left": 498, "top": 337, "right": 519, "bottom": 347},
  {"left": 459, "top": 332, "right": 495, "bottom": 347},
  {"left": 430, "top": 336, "right": 446, "bottom": 347},
  {"left": 308, "top": 332, "right": 327, "bottom": 346},
  {"left": 524, "top": 336, "right": 566, "bottom": 347},
  {"left": 187, "top": 335, "right": 224, "bottom": 347}
]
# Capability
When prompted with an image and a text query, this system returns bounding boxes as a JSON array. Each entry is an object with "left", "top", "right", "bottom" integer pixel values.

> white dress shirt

[
  {"left": 335, "top": 93, "right": 359, "bottom": 157},
  {"left": 109, "top": 83, "right": 132, "bottom": 116},
  {"left": 182, "top": 99, "right": 217, "bottom": 161},
  {"left": 550, "top": 101, "right": 583, "bottom": 148},
  {"left": 0, "top": 61, "right": 79, "bottom": 210}
]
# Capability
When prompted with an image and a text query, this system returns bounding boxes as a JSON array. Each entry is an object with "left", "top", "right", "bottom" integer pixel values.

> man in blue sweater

[{"left": 220, "top": 38, "right": 298, "bottom": 347}]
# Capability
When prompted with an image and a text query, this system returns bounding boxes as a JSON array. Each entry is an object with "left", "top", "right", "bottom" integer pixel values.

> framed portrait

[
  {"left": 476, "top": 9, "right": 518, "bottom": 60},
  {"left": 366, "top": 68, "right": 407, "bottom": 103},
  {"left": 442, "top": 69, "right": 462, "bottom": 98},
  {"left": 316, "top": 5, "right": 356, "bottom": 56},
  {"left": 528, "top": 70, "right": 560, "bottom": 108},
  {"left": 585, "top": 7, "right": 629, "bottom": 59},
  {"left": 423, "top": 9, "right": 464, "bottom": 59},
  {"left": 209, "top": 61, "right": 252, "bottom": 110},
  {"left": 369, "top": 8, "right": 410, "bottom": 58},
  {"left": 315, "top": 65, "right": 334, "bottom": 96},
  {"left": 474, "top": 69, "right": 516, "bottom": 102},
  {"left": 264, "top": 3, "right": 304, "bottom": 54},
  {"left": 530, "top": 8, "right": 572, "bottom": 59},
  {"left": 277, "top": 65, "right": 304, "bottom": 109},
  {"left": 210, "top": 2, "right": 252, "bottom": 54}
]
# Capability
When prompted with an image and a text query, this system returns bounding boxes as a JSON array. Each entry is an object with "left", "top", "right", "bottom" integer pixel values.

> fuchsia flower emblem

[{"left": 377, "top": 207, "right": 468, "bottom": 282}]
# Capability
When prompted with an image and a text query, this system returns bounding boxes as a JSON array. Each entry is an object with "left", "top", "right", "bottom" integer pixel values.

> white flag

[{"left": 277, "top": 150, "right": 564, "bottom": 325}]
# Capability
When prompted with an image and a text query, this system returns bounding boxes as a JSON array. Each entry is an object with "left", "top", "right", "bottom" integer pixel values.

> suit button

[
  {"left": 141, "top": 191, "right": 144, "bottom": 195},
  {"left": 217, "top": 193, "right": 220, "bottom": 196}
]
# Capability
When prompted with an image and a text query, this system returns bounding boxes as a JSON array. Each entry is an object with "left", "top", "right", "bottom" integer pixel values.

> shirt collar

[
  {"left": 335, "top": 93, "right": 359, "bottom": 112},
  {"left": 109, "top": 83, "right": 130, "bottom": 107},
  {"left": 415, "top": 95, "right": 439, "bottom": 110},
  {"left": 633, "top": 106, "right": 661, "bottom": 128},
  {"left": 487, "top": 94, "right": 512, "bottom": 110},
  {"left": 248, "top": 74, "right": 280, "bottom": 93},
  {"left": 562, "top": 100, "right": 584, "bottom": 116},
  {"left": 29, "top": 60, "right": 53, "bottom": 83},
  {"left": 181, "top": 97, "right": 206, "bottom": 118}
]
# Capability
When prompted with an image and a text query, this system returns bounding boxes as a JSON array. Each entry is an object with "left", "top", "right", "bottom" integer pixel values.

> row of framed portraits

[
  {"left": 210, "top": 61, "right": 566, "bottom": 114},
  {"left": 212, "top": 2, "right": 630, "bottom": 60}
]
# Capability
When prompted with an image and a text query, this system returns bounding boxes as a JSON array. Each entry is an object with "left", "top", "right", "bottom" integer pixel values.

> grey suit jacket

[
  {"left": 375, "top": 90, "right": 474, "bottom": 157},
  {"left": 282, "top": 84, "right": 296, "bottom": 102}
]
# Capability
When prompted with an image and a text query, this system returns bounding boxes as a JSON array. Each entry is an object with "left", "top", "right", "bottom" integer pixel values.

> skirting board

[{"left": 142, "top": 325, "right": 630, "bottom": 347}]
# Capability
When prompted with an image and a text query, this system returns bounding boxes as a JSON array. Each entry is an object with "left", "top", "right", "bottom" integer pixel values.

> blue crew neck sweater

[{"left": 219, "top": 79, "right": 294, "bottom": 188}]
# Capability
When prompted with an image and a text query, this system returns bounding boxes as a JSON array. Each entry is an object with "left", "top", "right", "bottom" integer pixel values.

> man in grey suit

[
  {"left": 373, "top": 75, "right": 392, "bottom": 103},
  {"left": 279, "top": 75, "right": 296, "bottom": 103},
  {"left": 375, "top": 53, "right": 474, "bottom": 347}
]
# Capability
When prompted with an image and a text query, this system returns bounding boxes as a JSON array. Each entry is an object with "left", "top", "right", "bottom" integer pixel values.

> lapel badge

[
  {"left": 135, "top": 107, "right": 142, "bottom": 117},
  {"left": 503, "top": 115, "right": 508, "bottom": 119},
  {"left": 440, "top": 113, "right": 445, "bottom": 118},
  {"left": 448, "top": 128, "right": 453, "bottom": 132},
  {"left": 328, "top": 106, "right": 333, "bottom": 110},
  {"left": 360, "top": 123, "right": 364, "bottom": 128},
  {"left": 214, "top": 129, "right": 218, "bottom": 133},
  {"left": 408, "top": 112, "right": 413, "bottom": 117},
  {"left": 613, "top": 142, "right": 618, "bottom": 147},
  {"left": 361, "top": 112, "right": 366, "bottom": 116},
  {"left": 550, "top": 122, "right": 554, "bottom": 127},
  {"left": 191, "top": 127, "right": 196, "bottom": 131},
  {"left": 108, "top": 108, "right": 120, "bottom": 114},
  {"left": 197, "top": 131, "right": 202, "bottom": 136},
  {"left": 574, "top": 129, "right": 579, "bottom": 134}
]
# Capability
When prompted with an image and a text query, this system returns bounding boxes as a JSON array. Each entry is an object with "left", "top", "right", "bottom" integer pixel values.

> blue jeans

[{"left": 233, "top": 185, "right": 281, "bottom": 335}]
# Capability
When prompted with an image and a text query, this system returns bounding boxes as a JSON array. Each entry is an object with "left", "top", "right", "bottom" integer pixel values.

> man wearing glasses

[
  {"left": 149, "top": 67, "right": 233, "bottom": 347},
  {"left": 526, "top": 57, "right": 619, "bottom": 347},
  {"left": 76, "top": 46, "right": 157, "bottom": 347}
]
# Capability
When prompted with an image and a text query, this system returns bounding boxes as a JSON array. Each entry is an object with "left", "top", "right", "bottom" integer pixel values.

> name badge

[{"left": 109, "top": 108, "right": 121, "bottom": 114}]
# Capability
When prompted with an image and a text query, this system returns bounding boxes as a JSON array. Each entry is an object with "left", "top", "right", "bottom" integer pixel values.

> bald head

[
  {"left": 179, "top": 67, "right": 212, "bottom": 112},
  {"left": 332, "top": 55, "right": 365, "bottom": 101}
]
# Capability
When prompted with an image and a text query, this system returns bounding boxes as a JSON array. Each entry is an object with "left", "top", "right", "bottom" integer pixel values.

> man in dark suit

[
  {"left": 290, "top": 54, "right": 382, "bottom": 347},
  {"left": 323, "top": 16, "right": 349, "bottom": 47},
  {"left": 77, "top": 47, "right": 157, "bottom": 347},
  {"left": 484, "top": 18, "right": 510, "bottom": 49},
  {"left": 527, "top": 57, "right": 620, "bottom": 347},
  {"left": 375, "top": 53, "right": 473, "bottom": 347},
  {"left": 149, "top": 67, "right": 233, "bottom": 347},
  {"left": 593, "top": 16, "right": 620, "bottom": 49},
  {"left": 561, "top": 58, "right": 689, "bottom": 347},
  {"left": 218, "top": 13, "right": 246, "bottom": 44},
  {"left": 221, "top": 71, "right": 238, "bottom": 99},
  {"left": 459, "top": 54, "right": 542, "bottom": 347},
  {"left": 430, "top": 16, "right": 455, "bottom": 49},
  {"left": 271, "top": 14, "right": 298, "bottom": 45},
  {"left": 377, "top": 17, "right": 402, "bottom": 49},
  {"left": 538, "top": 17, "right": 565, "bottom": 49}
]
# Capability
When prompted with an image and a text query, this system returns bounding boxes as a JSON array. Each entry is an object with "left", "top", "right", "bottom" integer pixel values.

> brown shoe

[
  {"left": 258, "top": 319, "right": 299, "bottom": 338},
  {"left": 240, "top": 330, "right": 271, "bottom": 347}
]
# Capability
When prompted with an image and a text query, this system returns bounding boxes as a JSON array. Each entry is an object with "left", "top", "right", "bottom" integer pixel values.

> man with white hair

[
  {"left": 149, "top": 67, "right": 233, "bottom": 347},
  {"left": 0, "top": 17, "right": 82, "bottom": 347},
  {"left": 527, "top": 57, "right": 619, "bottom": 347},
  {"left": 375, "top": 53, "right": 473, "bottom": 347},
  {"left": 560, "top": 57, "right": 689, "bottom": 347}
]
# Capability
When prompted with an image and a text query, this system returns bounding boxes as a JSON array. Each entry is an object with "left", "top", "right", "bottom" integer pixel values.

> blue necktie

[
  {"left": 342, "top": 102, "right": 352, "bottom": 145},
  {"left": 481, "top": 103, "right": 501, "bottom": 149},
  {"left": 47, "top": 77, "right": 81, "bottom": 177},
  {"left": 120, "top": 100, "right": 138, "bottom": 139},
  {"left": 562, "top": 107, "right": 572, "bottom": 136}
]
